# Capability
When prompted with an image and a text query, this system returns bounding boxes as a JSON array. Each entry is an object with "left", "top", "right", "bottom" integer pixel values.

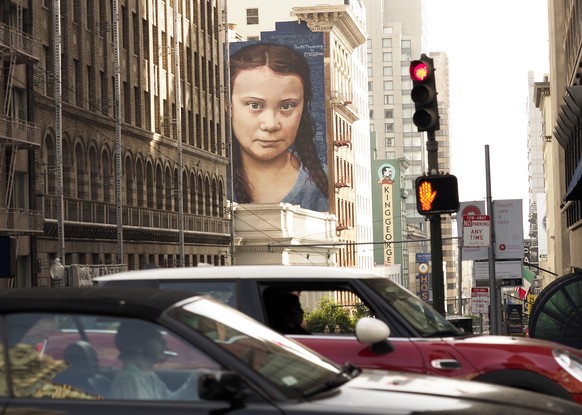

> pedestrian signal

[{"left": 415, "top": 174, "right": 459, "bottom": 215}]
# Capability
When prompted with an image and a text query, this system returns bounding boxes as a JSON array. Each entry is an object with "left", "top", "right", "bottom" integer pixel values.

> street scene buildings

[{"left": 0, "top": 0, "right": 576, "bottom": 326}]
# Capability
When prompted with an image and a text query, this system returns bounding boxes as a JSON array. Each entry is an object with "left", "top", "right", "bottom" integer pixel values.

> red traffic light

[
  {"left": 410, "top": 61, "right": 430, "bottom": 82},
  {"left": 415, "top": 174, "right": 459, "bottom": 215},
  {"left": 409, "top": 54, "right": 439, "bottom": 132}
]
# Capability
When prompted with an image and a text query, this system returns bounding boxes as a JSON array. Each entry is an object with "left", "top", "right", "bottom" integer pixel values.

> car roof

[
  {"left": 94, "top": 265, "right": 384, "bottom": 282},
  {"left": 0, "top": 287, "right": 199, "bottom": 319}
]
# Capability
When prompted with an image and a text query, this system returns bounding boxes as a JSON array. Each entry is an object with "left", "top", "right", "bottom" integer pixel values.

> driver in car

[{"left": 110, "top": 320, "right": 200, "bottom": 400}]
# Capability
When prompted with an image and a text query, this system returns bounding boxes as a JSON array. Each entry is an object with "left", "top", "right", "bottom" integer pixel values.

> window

[
  {"left": 5, "top": 313, "right": 220, "bottom": 400},
  {"left": 246, "top": 8, "right": 258, "bottom": 24},
  {"left": 367, "top": 53, "right": 372, "bottom": 63},
  {"left": 385, "top": 137, "right": 394, "bottom": 147},
  {"left": 384, "top": 109, "right": 393, "bottom": 119},
  {"left": 382, "top": 38, "right": 392, "bottom": 48},
  {"left": 384, "top": 123, "right": 394, "bottom": 133},
  {"left": 368, "top": 81, "right": 373, "bottom": 91},
  {"left": 383, "top": 80, "right": 393, "bottom": 90},
  {"left": 401, "top": 40, "right": 411, "bottom": 49},
  {"left": 383, "top": 66, "right": 393, "bottom": 76},
  {"left": 382, "top": 52, "right": 392, "bottom": 62},
  {"left": 369, "top": 109, "right": 374, "bottom": 119},
  {"left": 384, "top": 95, "right": 393, "bottom": 105},
  {"left": 262, "top": 287, "right": 373, "bottom": 335}
]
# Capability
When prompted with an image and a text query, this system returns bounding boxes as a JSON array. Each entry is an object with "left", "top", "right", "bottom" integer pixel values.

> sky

[{"left": 424, "top": 0, "right": 550, "bottom": 210}]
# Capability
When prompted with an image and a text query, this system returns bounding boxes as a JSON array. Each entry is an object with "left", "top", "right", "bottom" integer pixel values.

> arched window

[
  {"left": 135, "top": 159, "right": 144, "bottom": 207},
  {"left": 89, "top": 146, "right": 99, "bottom": 201},
  {"left": 125, "top": 157, "right": 134, "bottom": 205},
  {"left": 75, "top": 141, "right": 86, "bottom": 199},
  {"left": 44, "top": 135, "right": 56, "bottom": 195},
  {"left": 204, "top": 177, "right": 211, "bottom": 217},
  {"left": 156, "top": 164, "right": 164, "bottom": 209},
  {"left": 189, "top": 172, "right": 196, "bottom": 214},
  {"left": 197, "top": 174, "right": 203, "bottom": 215},
  {"left": 62, "top": 136, "right": 73, "bottom": 198},
  {"left": 146, "top": 161, "right": 154, "bottom": 208},
  {"left": 165, "top": 166, "right": 172, "bottom": 211},
  {"left": 102, "top": 150, "right": 112, "bottom": 203}
]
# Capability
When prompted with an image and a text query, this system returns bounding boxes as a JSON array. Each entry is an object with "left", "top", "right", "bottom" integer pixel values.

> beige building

[{"left": 534, "top": 0, "right": 582, "bottom": 281}]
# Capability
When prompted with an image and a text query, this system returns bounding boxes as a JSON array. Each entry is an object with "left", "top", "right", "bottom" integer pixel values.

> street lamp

[{"left": 50, "top": 257, "right": 65, "bottom": 287}]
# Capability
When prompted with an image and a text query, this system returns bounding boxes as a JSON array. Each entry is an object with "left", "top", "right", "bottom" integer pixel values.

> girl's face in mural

[{"left": 231, "top": 66, "right": 304, "bottom": 163}]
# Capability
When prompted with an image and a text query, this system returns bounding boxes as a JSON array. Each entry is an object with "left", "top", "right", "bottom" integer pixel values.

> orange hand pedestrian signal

[
  {"left": 418, "top": 181, "right": 437, "bottom": 211},
  {"left": 415, "top": 174, "right": 460, "bottom": 215}
]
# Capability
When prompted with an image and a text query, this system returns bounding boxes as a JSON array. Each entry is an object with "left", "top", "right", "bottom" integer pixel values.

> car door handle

[{"left": 431, "top": 359, "right": 462, "bottom": 370}]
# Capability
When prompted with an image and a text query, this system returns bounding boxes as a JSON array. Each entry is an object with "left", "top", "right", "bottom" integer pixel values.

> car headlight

[{"left": 553, "top": 349, "right": 582, "bottom": 382}]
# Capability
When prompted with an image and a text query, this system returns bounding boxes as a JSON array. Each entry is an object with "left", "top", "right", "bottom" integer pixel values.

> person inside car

[
  {"left": 268, "top": 292, "right": 311, "bottom": 335},
  {"left": 110, "top": 320, "right": 200, "bottom": 400}
]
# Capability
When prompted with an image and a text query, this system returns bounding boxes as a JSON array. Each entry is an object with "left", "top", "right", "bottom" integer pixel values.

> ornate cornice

[{"left": 292, "top": 5, "right": 367, "bottom": 50}]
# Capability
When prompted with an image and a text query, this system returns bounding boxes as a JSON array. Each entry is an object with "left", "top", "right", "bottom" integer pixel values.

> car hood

[{"left": 307, "top": 370, "right": 579, "bottom": 414}]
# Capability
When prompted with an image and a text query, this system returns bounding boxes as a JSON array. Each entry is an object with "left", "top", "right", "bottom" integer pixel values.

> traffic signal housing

[
  {"left": 415, "top": 174, "right": 459, "bottom": 215},
  {"left": 410, "top": 54, "right": 440, "bottom": 132}
]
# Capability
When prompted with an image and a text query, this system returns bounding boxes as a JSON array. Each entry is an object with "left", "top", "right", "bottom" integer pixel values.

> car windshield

[
  {"left": 365, "top": 278, "right": 461, "bottom": 337},
  {"left": 169, "top": 297, "right": 350, "bottom": 398}
]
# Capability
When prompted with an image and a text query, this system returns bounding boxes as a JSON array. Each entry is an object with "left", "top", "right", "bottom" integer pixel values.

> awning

[
  {"left": 564, "top": 158, "right": 582, "bottom": 201},
  {"left": 558, "top": 87, "right": 582, "bottom": 200}
]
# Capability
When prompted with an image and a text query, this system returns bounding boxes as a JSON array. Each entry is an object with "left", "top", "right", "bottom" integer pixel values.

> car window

[
  {"left": 364, "top": 278, "right": 459, "bottom": 336},
  {"left": 172, "top": 298, "right": 343, "bottom": 400},
  {"left": 158, "top": 281, "right": 236, "bottom": 307},
  {"left": 5, "top": 313, "right": 221, "bottom": 401},
  {"left": 263, "top": 287, "right": 374, "bottom": 335}
]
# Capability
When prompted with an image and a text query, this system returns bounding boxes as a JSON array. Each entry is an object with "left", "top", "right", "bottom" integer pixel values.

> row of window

[{"left": 42, "top": 136, "right": 226, "bottom": 219}]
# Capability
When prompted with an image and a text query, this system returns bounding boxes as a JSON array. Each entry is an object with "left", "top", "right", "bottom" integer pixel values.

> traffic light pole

[{"left": 427, "top": 131, "right": 446, "bottom": 316}]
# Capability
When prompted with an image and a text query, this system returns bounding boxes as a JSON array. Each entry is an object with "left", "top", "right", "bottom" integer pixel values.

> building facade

[
  {"left": 227, "top": 0, "right": 372, "bottom": 269},
  {"left": 534, "top": 0, "right": 582, "bottom": 279},
  {"left": 0, "top": 1, "right": 43, "bottom": 287},
  {"left": 23, "top": 0, "right": 231, "bottom": 285}
]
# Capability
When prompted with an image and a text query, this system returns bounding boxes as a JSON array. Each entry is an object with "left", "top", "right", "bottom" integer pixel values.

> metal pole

[
  {"left": 112, "top": 0, "right": 123, "bottom": 265},
  {"left": 426, "top": 130, "right": 445, "bottom": 315},
  {"left": 457, "top": 236, "right": 463, "bottom": 314},
  {"left": 174, "top": 0, "right": 184, "bottom": 266},
  {"left": 53, "top": 0, "right": 65, "bottom": 282},
  {"left": 223, "top": 3, "right": 235, "bottom": 265},
  {"left": 485, "top": 145, "right": 500, "bottom": 334}
]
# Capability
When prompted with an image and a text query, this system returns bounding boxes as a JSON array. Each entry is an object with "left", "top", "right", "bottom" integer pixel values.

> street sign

[
  {"left": 462, "top": 214, "right": 490, "bottom": 247},
  {"left": 471, "top": 287, "right": 489, "bottom": 314},
  {"left": 474, "top": 260, "right": 523, "bottom": 286}
]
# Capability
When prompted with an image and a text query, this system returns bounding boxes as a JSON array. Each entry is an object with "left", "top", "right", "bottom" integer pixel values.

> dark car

[
  {"left": 0, "top": 287, "right": 580, "bottom": 415},
  {"left": 95, "top": 265, "right": 582, "bottom": 405}
]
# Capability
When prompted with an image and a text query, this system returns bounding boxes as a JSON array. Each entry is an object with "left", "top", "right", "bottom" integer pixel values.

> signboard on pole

[
  {"left": 474, "top": 260, "right": 523, "bottom": 286},
  {"left": 457, "top": 201, "right": 487, "bottom": 260},
  {"left": 471, "top": 287, "right": 489, "bottom": 314},
  {"left": 462, "top": 215, "right": 490, "bottom": 247},
  {"left": 457, "top": 200, "right": 523, "bottom": 261}
]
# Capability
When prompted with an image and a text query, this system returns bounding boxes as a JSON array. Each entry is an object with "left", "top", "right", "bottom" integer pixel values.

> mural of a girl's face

[{"left": 231, "top": 65, "right": 304, "bottom": 163}]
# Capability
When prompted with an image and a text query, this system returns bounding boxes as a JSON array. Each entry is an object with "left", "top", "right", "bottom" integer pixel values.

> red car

[{"left": 95, "top": 265, "right": 582, "bottom": 405}]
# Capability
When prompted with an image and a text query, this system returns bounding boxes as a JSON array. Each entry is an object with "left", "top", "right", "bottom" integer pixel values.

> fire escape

[{"left": 0, "top": 2, "right": 43, "bottom": 235}]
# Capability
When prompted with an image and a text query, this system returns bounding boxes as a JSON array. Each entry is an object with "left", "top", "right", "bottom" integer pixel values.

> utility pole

[
  {"left": 174, "top": 0, "right": 185, "bottom": 266},
  {"left": 53, "top": 0, "right": 65, "bottom": 284},
  {"left": 112, "top": 0, "right": 123, "bottom": 265}
]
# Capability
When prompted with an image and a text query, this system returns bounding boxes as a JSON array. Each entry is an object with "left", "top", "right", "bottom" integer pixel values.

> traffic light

[
  {"left": 415, "top": 174, "right": 459, "bottom": 215},
  {"left": 410, "top": 54, "right": 440, "bottom": 132}
]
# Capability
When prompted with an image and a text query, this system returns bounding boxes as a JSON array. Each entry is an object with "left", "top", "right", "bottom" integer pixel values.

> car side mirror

[
  {"left": 355, "top": 317, "right": 394, "bottom": 354},
  {"left": 198, "top": 370, "right": 248, "bottom": 403}
]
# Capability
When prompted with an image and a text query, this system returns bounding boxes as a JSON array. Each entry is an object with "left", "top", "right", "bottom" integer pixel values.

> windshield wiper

[{"left": 303, "top": 363, "right": 362, "bottom": 398}]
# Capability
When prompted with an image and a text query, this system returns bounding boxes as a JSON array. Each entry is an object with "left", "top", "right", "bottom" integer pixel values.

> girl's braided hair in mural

[{"left": 229, "top": 43, "right": 328, "bottom": 203}]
